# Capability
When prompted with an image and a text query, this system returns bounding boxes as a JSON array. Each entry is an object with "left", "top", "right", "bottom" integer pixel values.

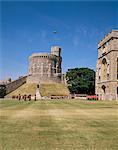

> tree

[
  {"left": 66, "top": 68, "right": 95, "bottom": 95},
  {"left": 0, "top": 85, "right": 6, "bottom": 98}
]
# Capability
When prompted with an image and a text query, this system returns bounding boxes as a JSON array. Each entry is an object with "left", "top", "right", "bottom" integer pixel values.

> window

[
  {"left": 107, "top": 64, "right": 110, "bottom": 80},
  {"left": 102, "top": 58, "right": 107, "bottom": 80},
  {"left": 98, "top": 68, "right": 101, "bottom": 81}
]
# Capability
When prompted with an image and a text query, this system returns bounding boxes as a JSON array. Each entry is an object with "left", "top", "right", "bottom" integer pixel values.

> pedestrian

[
  {"left": 18, "top": 94, "right": 21, "bottom": 100},
  {"left": 24, "top": 94, "right": 27, "bottom": 101},
  {"left": 34, "top": 94, "right": 36, "bottom": 101},
  {"left": 28, "top": 94, "right": 31, "bottom": 101},
  {"left": 22, "top": 95, "right": 24, "bottom": 100}
]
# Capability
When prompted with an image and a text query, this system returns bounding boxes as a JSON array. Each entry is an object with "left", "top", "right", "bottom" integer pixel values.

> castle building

[
  {"left": 96, "top": 30, "right": 118, "bottom": 100},
  {"left": 27, "top": 46, "right": 62, "bottom": 83}
]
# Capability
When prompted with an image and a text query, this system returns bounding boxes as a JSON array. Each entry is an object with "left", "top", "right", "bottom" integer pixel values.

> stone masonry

[
  {"left": 27, "top": 46, "right": 62, "bottom": 83},
  {"left": 96, "top": 30, "right": 118, "bottom": 100},
  {"left": 2, "top": 76, "right": 27, "bottom": 95}
]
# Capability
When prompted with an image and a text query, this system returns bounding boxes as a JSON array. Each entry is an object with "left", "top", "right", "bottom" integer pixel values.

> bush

[{"left": 0, "top": 85, "right": 6, "bottom": 98}]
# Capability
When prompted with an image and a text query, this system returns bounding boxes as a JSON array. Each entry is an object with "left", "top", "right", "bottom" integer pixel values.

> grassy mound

[
  {"left": 40, "top": 83, "right": 69, "bottom": 96},
  {"left": 6, "top": 83, "right": 70, "bottom": 97}
]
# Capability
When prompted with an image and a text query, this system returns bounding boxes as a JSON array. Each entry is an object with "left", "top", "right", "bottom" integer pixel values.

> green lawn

[{"left": 0, "top": 99, "right": 118, "bottom": 150}]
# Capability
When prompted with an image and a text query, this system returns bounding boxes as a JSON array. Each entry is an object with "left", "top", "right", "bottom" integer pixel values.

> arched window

[
  {"left": 101, "top": 85, "right": 106, "bottom": 94},
  {"left": 98, "top": 68, "right": 101, "bottom": 81},
  {"left": 102, "top": 58, "right": 107, "bottom": 80}
]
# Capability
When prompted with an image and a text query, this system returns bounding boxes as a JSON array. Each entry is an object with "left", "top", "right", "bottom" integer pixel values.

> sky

[{"left": 0, "top": 0, "right": 118, "bottom": 80}]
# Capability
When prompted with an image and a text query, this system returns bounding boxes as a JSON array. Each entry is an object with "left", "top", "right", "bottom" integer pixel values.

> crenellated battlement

[{"left": 98, "top": 30, "right": 118, "bottom": 49}]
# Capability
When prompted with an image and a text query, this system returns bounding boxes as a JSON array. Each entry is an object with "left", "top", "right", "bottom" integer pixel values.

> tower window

[
  {"left": 99, "top": 76, "right": 101, "bottom": 81},
  {"left": 107, "top": 73, "right": 109, "bottom": 80},
  {"left": 102, "top": 58, "right": 107, "bottom": 80}
]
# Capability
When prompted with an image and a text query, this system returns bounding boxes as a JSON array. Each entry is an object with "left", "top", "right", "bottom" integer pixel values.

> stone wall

[
  {"left": 27, "top": 74, "right": 61, "bottom": 83},
  {"left": 6, "top": 76, "right": 27, "bottom": 94}
]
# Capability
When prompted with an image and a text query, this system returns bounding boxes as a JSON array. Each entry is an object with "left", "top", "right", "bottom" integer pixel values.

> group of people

[{"left": 12, "top": 94, "right": 37, "bottom": 101}]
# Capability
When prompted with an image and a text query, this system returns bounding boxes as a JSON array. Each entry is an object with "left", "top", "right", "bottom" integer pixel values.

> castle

[
  {"left": 1, "top": 30, "right": 118, "bottom": 100},
  {"left": 27, "top": 46, "right": 63, "bottom": 83},
  {"left": 0, "top": 46, "right": 68, "bottom": 97},
  {"left": 96, "top": 30, "right": 118, "bottom": 100}
]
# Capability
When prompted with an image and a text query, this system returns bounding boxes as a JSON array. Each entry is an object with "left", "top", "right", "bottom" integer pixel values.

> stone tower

[
  {"left": 27, "top": 46, "right": 62, "bottom": 83},
  {"left": 96, "top": 30, "right": 118, "bottom": 100}
]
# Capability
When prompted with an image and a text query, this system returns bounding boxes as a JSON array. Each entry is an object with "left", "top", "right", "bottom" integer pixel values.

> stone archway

[
  {"left": 101, "top": 85, "right": 106, "bottom": 100},
  {"left": 101, "top": 85, "right": 106, "bottom": 94}
]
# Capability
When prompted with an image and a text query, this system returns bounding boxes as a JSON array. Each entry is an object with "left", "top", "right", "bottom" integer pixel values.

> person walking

[
  {"left": 34, "top": 94, "right": 36, "bottom": 101},
  {"left": 18, "top": 94, "right": 21, "bottom": 100}
]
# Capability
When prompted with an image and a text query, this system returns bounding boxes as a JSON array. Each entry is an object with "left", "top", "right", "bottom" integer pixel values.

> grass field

[{"left": 0, "top": 99, "right": 118, "bottom": 150}]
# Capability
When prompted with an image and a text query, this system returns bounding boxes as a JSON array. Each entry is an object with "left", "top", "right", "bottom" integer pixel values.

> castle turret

[{"left": 51, "top": 46, "right": 61, "bottom": 57}]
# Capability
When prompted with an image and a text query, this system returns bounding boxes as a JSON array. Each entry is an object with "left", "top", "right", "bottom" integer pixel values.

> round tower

[{"left": 27, "top": 46, "right": 62, "bottom": 83}]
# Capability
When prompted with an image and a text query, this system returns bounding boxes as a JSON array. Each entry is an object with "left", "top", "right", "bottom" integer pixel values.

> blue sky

[{"left": 0, "top": 1, "right": 118, "bottom": 80}]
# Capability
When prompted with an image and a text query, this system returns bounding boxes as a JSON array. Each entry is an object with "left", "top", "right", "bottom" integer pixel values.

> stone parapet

[
  {"left": 98, "top": 30, "right": 118, "bottom": 48},
  {"left": 29, "top": 53, "right": 49, "bottom": 59},
  {"left": 6, "top": 76, "right": 27, "bottom": 94}
]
